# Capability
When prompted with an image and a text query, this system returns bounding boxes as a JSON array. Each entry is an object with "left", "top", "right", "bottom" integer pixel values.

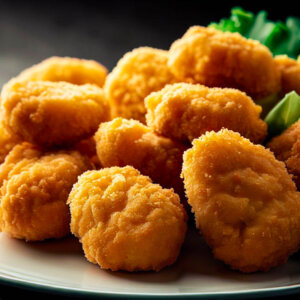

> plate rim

[{"left": 1, "top": 273, "right": 300, "bottom": 299}]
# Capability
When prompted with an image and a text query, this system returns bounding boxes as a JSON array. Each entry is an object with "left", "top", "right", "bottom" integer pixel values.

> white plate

[{"left": 1, "top": 228, "right": 300, "bottom": 299}]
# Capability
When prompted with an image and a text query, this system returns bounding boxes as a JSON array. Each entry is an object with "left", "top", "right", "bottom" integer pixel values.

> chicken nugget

[
  {"left": 104, "top": 47, "right": 176, "bottom": 123},
  {"left": 275, "top": 55, "right": 300, "bottom": 95},
  {"left": 0, "top": 143, "right": 92, "bottom": 241},
  {"left": 16, "top": 56, "right": 107, "bottom": 87},
  {"left": 168, "top": 26, "right": 281, "bottom": 99},
  {"left": 68, "top": 166, "right": 187, "bottom": 271},
  {"left": 94, "top": 118, "right": 187, "bottom": 197},
  {"left": 1, "top": 80, "right": 110, "bottom": 147},
  {"left": 182, "top": 129, "right": 300, "bottom": 272},
  {"left": 145, "top": 83, "right": 267, "bottom": 144},
  {"left": 268, "top": 120, "right": 300, "bottom": 188}
]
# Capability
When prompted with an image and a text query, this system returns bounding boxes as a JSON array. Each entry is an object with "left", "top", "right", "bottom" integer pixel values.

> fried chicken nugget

[
  {"left": 1, "top": 80, "right": 110, "bottom": 147},
  {"left": 94, "top": 118, "right": 187, "bottom": 196},
  {"left": 68, "top": 166, "right": 187, "bottom": 271},
  {"left": 268, "top": 120, "right": 300, "bottom": 189},
  {"left": 0, "top": 143, "right": 92, "bottom": 241},
  {"left": 182, "top": 129, "right": 300, "bottom": 272},
  {"left": 104, "top": 47, "right": 176, "bottom": 123},
  {"left": 16, "top": 56, "right": 107, "bottom": 87},
  {"left": 145, "top": 83, "right": 267, "bottom": 144},
  {"left": 275, "top": 55, "right": 300, "bottom": 95},
  {"left": 168, "top": 26, "right": 281, "bottom": 99}
]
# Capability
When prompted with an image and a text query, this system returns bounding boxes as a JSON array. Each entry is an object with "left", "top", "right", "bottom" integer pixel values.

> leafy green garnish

[
  {"left": 210, "top": 7, "right": 300, "bottom": 58},
  {"left": 265, "top": 91, "right": 300, "bottom": 137}
]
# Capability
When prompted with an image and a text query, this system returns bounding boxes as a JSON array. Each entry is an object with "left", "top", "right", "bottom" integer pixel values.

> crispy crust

[
  {"left": 94, "top": 117, "right": 187, "bottom": 197},
  {"left": 145, "top": 83, "right": 267, "bottom": 144},
  {"left": 182, "top": 129, "right": 300, "bottom": 272},
  {"left": 104, "top": 47, "right": 176, "bottom": 123},
  {"left": 68, "top": 166, "right": 187, "bottom": 271},
  {"left": 1, "top": 80, "right": 110, "bottom": 147},
  {"left": 0, "top": 143, "right": 92, "bottom": 241},
  {"left": 275, "top": 55, "right": 300, "bottom": 95},
  {"left": 168, "top": 26, "right": 281, "bottom": 99},
  {"left": 16, "top": 56, "right": 107, "bottom": 87}
]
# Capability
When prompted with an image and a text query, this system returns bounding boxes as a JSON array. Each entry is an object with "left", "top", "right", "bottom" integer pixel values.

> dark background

[
  {"left": 0, "top": 0, "right": 299, "bottom": 299},
  {"left": 0, "top": 0, "right": 299, "bottom": 86}
]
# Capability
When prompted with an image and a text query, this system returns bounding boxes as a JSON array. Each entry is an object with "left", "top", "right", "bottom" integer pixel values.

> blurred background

[
  {"left": 0, "top": 1, "right": 299, "bottom": 299},
  {"left": 0, "top": 0, "right": 298, "bottom": 86}
]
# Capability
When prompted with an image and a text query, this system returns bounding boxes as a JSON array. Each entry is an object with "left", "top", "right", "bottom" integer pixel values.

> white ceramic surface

[{"left": 1, "top": 228, "right": 300, "bottom": 298}]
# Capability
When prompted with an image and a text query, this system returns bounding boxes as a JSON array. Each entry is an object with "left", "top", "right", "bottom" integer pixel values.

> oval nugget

[
  {"left": 145, "top": 83, "right": 267, "bottom": 144},
  {"left": 168, "top": 26, "right": 281, "bottom": 99},
  {"left": 182, "top": 129, "right": 300, "bottom": 272},
  {"left": 68, "top": 166, "right": 187, "bottom": 272},
  {"left": 1, "top": 80, "right": 110, "bottom": 147},
  {"left": 94, "top": 117, "right": 186, "bottom": 197},
  {"left": 105, "top": 47, "right": 175, "bottom": 123},
  {"left": 0, "top": 143, "right": 92, "bottom": 241}
]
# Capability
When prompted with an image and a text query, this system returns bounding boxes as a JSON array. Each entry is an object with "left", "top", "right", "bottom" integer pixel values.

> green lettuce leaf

[
  {"left": 265, "top": 91, "right": 300, "bottom": 137},
  {"left": 210, "top": 8, "right": 300, "bottom": 58}
]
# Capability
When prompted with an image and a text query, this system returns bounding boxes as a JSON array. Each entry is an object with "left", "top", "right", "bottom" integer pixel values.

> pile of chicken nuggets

[{"left": 1, "top": 26, "right": 300, "bottom": 273}]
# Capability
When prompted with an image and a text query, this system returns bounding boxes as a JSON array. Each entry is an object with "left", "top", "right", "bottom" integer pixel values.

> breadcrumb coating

[
  {"left": 1, "top": 80, "right": 110, "bottom": 147},
  {"left": 94, "top": 118, "right": 186, "bottom": 197},
  {"left": 268, "top": 120, "right": 300, "bottom": 188},
  {"left": 104, "top": 47, "right": 176, "bottom": 123},
  {"left": 0, "top": 118, "right": 21, "bottom": 164},
  {"left": 168, "top": 26, "right": 281, "bottom": 99},
  {"left": 275, "top": 55, "right": 300, "bottom": 95},
  {"left": 16, "top": 56, "right": 108, "bottom": 87},
  {"left": 0, "top": 143, "right": 92, "bottom": 241},
  {"left": 182, "top": 129, "right": 300, "bottom": 272},
  {"left": 145, "top": 83, "right": 267, "bottom": 144},
  {"left": 68, "top": 166, "right": 187, "bottom": 271}
]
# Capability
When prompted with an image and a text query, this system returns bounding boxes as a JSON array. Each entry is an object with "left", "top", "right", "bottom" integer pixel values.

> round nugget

[
  {"left": 94, "top": 118, "right": 186, "bottom": 196},
  {"left": 182, "top": 129, "right": 300, "bottom": 272},
  {"left": 16, "top": 56, "right": 108, "bottom": 87},
  {"left": 145, "top": 83, "right": 267, "bottom": 144},
  {"left": 168, "top": 26, "right": 281, "bottom": 99},
  {"left": 68, "top": 166, "right": 187, "bottom": 271},
  {"left": 275, "top": 55, "right": 300, "bottom": 95},
  {"left": 104, "top": 47, "right": 176, "bottom": 123},
  {"left": 1, "top": 80, "right": 110, "bottom": 147},
  {"left": 268, "top": 120, "right": 300, "bottom": 189},
  {"left": 0, "top": 143, "right": 92, "bottom": 241}
]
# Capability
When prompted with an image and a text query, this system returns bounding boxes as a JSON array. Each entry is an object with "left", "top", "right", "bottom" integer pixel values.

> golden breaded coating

[
  {"left": 0, "top": 119, "right": 21, "bottom": 164},
  {"left": 268, "top": 120, "right": 300, "bottom": 161},
  {"left": 0, "top": 143, "right": 92, "bottom": 241},
  {"left": 275, "top": 55, "right": 300, "bottom": 95},
  {"left": 145, "top": 83, "right": 267, "bottom": 144},
  {"left": 94, "top": 118, "right": 186, "bottom": 196},
  {"left": 104, "top": 47, "right": 176, "bottom": 123},
  {"left": 168, "top": 26, "right": 281, "bottom": 99},
  {"left": 68, "top": 166, "right": 187, "bottom": 271},
  {"left": 16, "top": 56, "right": 107, "bottom": 87},
  {"left": 1, "top": 80, "right": 110, "bottom": 147},
  {"left": 268, "top": 120, "right": 300, "bottom": 188},
  {"left": 182, "top": 129, "right": 300, "bottom": 272}
]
